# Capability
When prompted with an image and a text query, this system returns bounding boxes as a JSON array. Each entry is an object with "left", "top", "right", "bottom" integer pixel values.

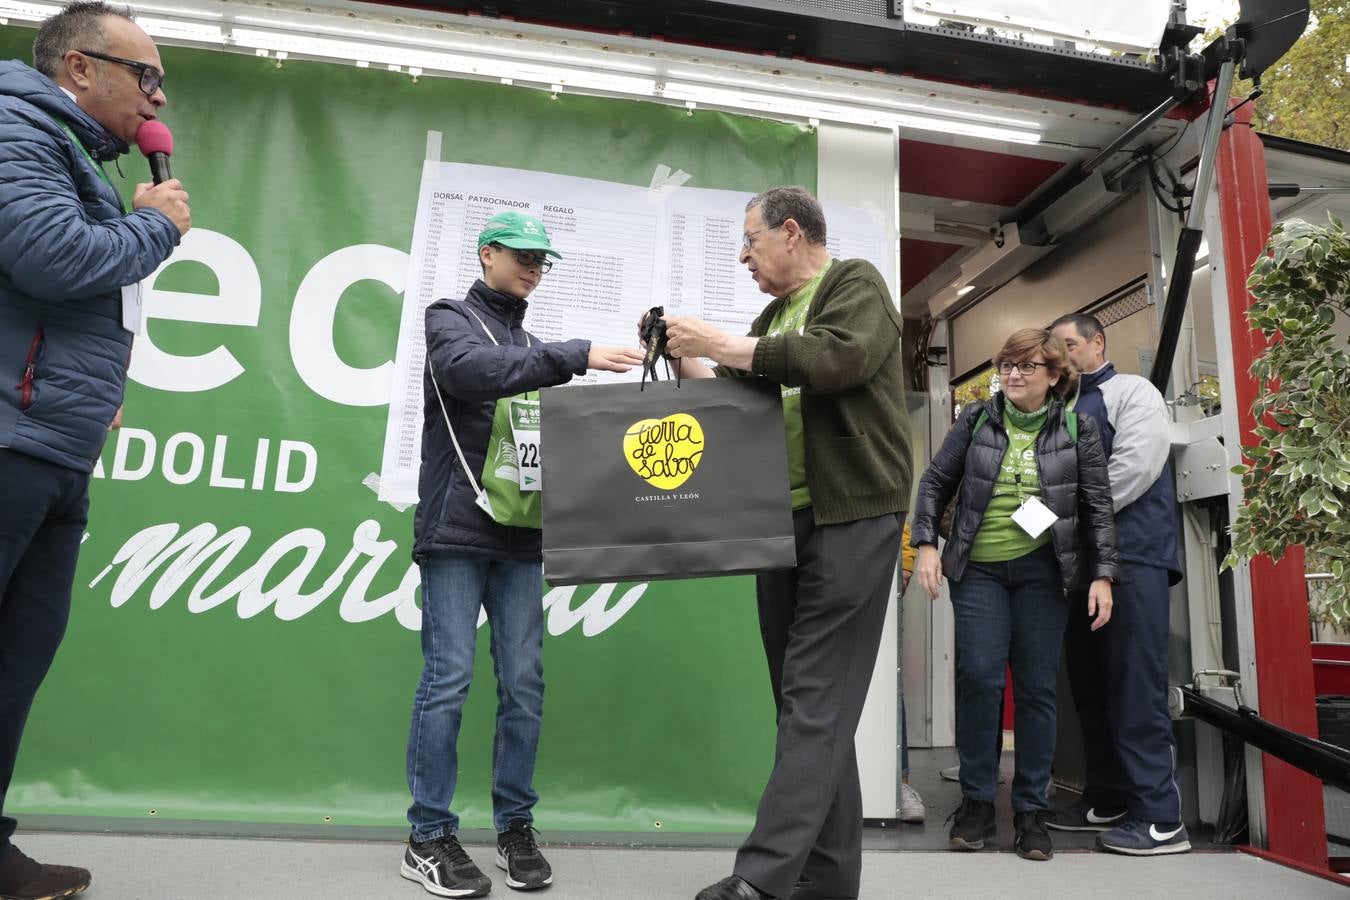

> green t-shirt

[
  {"left": 765, "top": 259, "right": 833, "bottom": 509},
  {"left": 969, "top": 402, "right": 1053, "bottom": 563}
]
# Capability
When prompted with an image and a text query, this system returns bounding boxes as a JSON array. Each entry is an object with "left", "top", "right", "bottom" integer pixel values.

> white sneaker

[{"left": 899, "top": 782, "right": 925, "bottom": 823}]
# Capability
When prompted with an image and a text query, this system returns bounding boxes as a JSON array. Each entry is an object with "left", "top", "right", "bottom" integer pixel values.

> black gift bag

[{"left": 540, "top": 377, "right": 796, "bottom": 585}]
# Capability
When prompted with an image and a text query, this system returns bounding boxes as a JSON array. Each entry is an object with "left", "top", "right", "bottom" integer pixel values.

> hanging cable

[
  {"left": 910, "top": 315, "right": 936, "bottom": 393},
  {"left": 1143, "top": 116, "right": 1194, "bottom": 219}
]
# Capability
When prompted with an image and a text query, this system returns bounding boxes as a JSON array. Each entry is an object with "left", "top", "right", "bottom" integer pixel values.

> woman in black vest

[{"left": 910, "top": 327, "right": 1119, "bottom": 861}]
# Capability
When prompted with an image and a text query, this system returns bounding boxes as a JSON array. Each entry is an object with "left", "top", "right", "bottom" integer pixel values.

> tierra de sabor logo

[{"left": 623, "top": 413, "right": 705, "bottom": 490}]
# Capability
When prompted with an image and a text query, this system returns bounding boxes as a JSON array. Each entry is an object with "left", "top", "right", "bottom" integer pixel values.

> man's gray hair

[
  {"left": 33, "top": 1, "right": 135, "bottom": 78},
  {"left": 746, "top": 186, "right": 828, "bottom": 245}
]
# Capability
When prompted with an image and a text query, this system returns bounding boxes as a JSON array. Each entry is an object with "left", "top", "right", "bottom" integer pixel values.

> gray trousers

[{"left": 735, "top": 508, "right": 904, "bottom": 900}]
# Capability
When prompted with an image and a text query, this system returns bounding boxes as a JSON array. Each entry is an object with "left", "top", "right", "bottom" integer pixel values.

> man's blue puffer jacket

[{"left": 0, "top": 59, "right": 180, "bottom": 471}]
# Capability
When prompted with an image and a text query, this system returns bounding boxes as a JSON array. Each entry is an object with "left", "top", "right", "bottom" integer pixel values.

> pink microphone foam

[{"left": 136, "top": 119, "right": 173, "bottom": 157}]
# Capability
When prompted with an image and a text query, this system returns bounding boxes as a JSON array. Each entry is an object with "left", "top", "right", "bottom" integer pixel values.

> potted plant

[{"left": 1224, "top": 215, "right": 1350, "bottom": 627}]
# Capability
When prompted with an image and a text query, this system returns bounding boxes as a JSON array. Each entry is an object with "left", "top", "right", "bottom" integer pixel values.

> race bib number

[{"left": 509, "top": 397, "right": 542, "bottom": 492}]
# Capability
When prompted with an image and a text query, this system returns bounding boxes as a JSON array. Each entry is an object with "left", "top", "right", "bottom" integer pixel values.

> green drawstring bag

[
  {"left": 431, "top": 307, "right": 543, "bottom": 529},
  {"left": 476, "top": 391, "right": 542, "bottom": 527}
]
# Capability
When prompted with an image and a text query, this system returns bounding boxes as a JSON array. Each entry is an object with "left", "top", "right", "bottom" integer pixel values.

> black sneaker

[
  {"left": 947, "top": 796, "right": 997, "bottom": 851},
  {"left": 1043, "top": 798, "right": 1127, "bottom": 832},
  {"left": 496, "top": 820, "right": 553, "bottom": 890},
  {"left": 400, "top": 834, "right": 491, "bottom": 898},
  {"left": 0, "top": 846, "right": 90, "bottom": 900},
  {"left": 1014, "top": 811, "right": 1054, "bottom": 861}
]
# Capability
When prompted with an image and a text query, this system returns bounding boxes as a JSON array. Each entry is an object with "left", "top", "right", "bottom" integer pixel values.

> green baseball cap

[{"left": 477, "top": 211, "right": 562, "bottom": 259}]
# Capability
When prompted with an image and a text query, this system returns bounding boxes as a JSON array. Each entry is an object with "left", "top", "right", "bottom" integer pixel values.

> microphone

[{"left": 135, "top": 119, "right": 173, "bottom": 185}]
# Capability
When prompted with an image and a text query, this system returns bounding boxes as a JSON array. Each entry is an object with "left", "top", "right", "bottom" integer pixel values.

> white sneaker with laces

[{"left": 899, "top": 782, "right": 925, "bottom": 823}]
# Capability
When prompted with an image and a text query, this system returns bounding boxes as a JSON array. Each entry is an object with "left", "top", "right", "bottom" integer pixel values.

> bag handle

[
  {"left": 432, "top": 357, "right": 486, "bottom": 501},
  {"left": 461, "top": 305, "right": 533, "bottom": 350}
]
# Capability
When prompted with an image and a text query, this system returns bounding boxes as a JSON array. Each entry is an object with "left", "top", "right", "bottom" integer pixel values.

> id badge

[
  {"left": 1011, "top": 495, "right": 1057, "bottom": 538},
  {"left": 509, "top": 397, "right": 542, "bottom": 492},
  {"left": 121, "top": 281, "right": 145, "bottom": 334}
]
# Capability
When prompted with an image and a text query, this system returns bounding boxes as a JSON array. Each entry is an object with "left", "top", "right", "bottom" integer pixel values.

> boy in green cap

[{"left": 402, "top": 211, "right": 643, "bottom": 897}]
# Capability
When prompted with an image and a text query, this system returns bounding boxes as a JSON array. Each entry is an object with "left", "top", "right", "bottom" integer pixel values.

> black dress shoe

[
  {"left": 790, "top": 875, "right": 857, "bottom": 900},
  {"left": 695, "top": 874, "right": 774, "bottom": 900},
  {"left": 0, "top": 846, "right": 91, "bottom": 900}
]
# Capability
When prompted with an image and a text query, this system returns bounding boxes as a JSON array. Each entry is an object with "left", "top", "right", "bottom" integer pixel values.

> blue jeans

[
  {"left": 950, "top": 544, "right": 1068, "bottom": 813},
  {"left": 406, "top": 553, "right": 545, "bottom": 839}
]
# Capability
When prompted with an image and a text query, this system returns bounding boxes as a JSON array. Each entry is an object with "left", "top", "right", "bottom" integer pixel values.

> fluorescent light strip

[
  {"left": 0, "top": 0, "right": 59, "bottom": 21},
  {"left": 664, "top": 68, "right": 1041, "bottom": 130},
  {"left": 135, "top": 16, "right": 224, "bottom": 43},
  {"left": 660, "top": 81, "right": 1041, "bottom": 143},
  {"left": 0, "top": 0, "right": 1034, "bottom": 140},
  {"left": 230, "top": 14, "right": 657, "bottom": 75},
  {"left": 133, "top": 3, "right": 223, "bottom": 18},
  {"left": 890, "top": 114, "right": 1042, "bottom": 144},
  {"left": 229, "top": 29, "right": 531, "bottom": 77},
  {"left": 552, "top": 72, "right": 657, "bottom": 95},
  {"left": 229, "top": 28, "right": 656, "bottom": 95}
]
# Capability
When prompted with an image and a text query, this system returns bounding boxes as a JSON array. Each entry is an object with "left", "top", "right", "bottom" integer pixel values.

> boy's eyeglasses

[{"left": 491, "top": 243, "right": 553, "bottom": 273}]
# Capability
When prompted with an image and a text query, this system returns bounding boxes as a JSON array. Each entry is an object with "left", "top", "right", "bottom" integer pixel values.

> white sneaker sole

[
  {"left": 1045, "top": 821, "right": 1119, "bottom": 832},
  {"left": 1098, "top": 840, "right": 1193, "bottom": 856},
  {"left": 899, "top": 808, "right": 926, "bottom": 824},
  {"left": 948, "top": 836, "right": 987, "bottom": 851},
  {"left": 494, "top": 850, "right": 553, "bottom": 890},
  {"left": 399, "top": 861, "right": 489, "bottom": 898},
  {"left": 1017, "top": 847, "right": 1054, "bottom": 861}
]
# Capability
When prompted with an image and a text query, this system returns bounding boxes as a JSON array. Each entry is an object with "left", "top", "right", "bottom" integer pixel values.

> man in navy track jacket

[{"left": 1047, "top": 313, "right": 1190, "bottom": 857}]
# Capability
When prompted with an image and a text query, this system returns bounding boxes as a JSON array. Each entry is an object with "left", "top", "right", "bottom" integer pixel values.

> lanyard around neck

[{"left": 57, "top": 121, "right": 116, "bottom": 193}]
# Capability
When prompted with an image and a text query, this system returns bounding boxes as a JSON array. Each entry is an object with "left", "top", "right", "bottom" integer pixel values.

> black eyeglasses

[
  {"left": 741, "top": 223, "right": 782, "bottom": 250},
  {"left": 998, "top": 360, "right": 1051, "bottom": 376},
  {"left": 78, "top": 49, "right": 164, "bottom": 98},
  {"left": 491, "top": 243, "right": 553, "bottom": 274}
]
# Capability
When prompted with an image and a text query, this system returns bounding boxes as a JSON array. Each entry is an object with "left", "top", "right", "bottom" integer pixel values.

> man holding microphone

[{"left": 0, "top": 4, "right": 188, "bottom": 896}]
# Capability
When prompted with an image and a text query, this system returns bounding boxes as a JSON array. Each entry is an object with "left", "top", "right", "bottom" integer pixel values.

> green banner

[{"left": 1, "top": 27, "right": 817, "bottom": 833}]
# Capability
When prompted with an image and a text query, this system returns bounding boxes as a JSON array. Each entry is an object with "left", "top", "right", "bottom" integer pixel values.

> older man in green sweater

[{"left": 665, "top": 187, "right": 911, "bottom": 900}]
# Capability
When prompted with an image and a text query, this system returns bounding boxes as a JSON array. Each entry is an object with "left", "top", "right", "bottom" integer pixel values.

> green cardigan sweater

[{"left": 715, "top": 257, "right": 912, "bottom": 524}]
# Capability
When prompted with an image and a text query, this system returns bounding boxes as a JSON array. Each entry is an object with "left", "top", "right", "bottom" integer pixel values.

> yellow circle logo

[{"left": 623, "top": 413, "right": 705, "bottom": 490}]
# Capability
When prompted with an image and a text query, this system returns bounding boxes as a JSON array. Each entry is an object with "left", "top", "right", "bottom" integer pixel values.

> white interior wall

[{"left": 817, "top": 122, "right": 905, "bottom": 818}]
